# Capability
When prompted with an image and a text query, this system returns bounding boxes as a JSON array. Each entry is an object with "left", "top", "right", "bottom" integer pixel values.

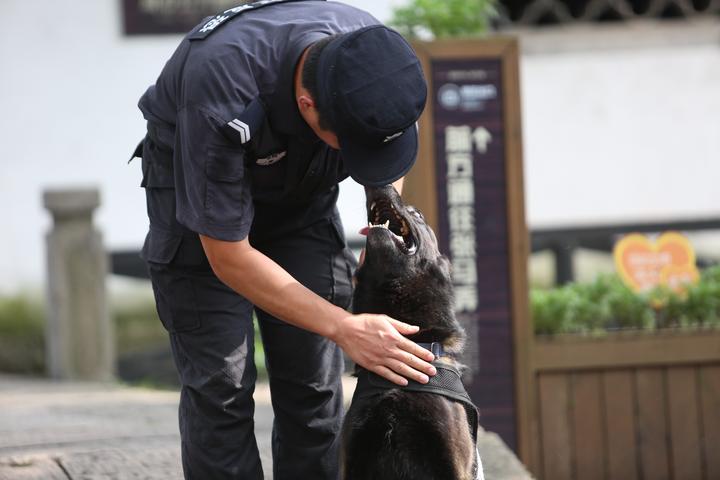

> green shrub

[
  {"left": 390, "top": 0, "right": 497, "bottom": 39},
  {"left": 531, "top": 266, "right": 720, "bottom": 335},
  {"left": 0, "top": 295, "right": 45, "bottom": 374},
  {"left": 670, "top": 268, "right": 720, "bottom": 327}
]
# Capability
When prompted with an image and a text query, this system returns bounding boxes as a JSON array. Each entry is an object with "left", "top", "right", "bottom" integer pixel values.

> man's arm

[{"left": 200, "top": 235, "right": 436, "bottom": 386}]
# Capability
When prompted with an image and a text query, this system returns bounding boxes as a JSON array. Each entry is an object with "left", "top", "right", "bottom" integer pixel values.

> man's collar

[{"left": 265, "top": 32, "right": 328, "bottom": 140}]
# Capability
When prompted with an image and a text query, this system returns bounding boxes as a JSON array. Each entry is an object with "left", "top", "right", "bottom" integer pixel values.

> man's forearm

[
  {"left": 200, "top": 236, "right": 345, "bottom": 340},
  {"left": 199, "top": 233, "right": 437, "bottom": 387}
]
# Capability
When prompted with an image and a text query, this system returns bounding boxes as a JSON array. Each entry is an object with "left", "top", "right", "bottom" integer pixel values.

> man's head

[{"left": 296, "top": 26, "right": 427, "bottom": 186}]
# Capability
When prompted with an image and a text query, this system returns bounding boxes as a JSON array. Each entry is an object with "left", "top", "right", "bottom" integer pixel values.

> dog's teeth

[
  {"left": 383, "top": 220, "right": 390, "bottom": 229},
  {"left": 370, "top": 202, "right": 376, "bottom": 212}
]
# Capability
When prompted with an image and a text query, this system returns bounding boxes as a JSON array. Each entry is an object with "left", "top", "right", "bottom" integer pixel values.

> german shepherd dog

[{"left": 340, "top": 185, "right": 483, "bottom": 480}]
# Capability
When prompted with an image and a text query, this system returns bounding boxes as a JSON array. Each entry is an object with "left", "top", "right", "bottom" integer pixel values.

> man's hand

[{"left": 332, "top": 313, "right": 436, "bottom": 386}]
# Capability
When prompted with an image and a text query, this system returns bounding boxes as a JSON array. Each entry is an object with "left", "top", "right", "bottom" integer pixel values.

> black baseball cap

[{"left": 315, "top": 25, "right": 427, "bottom": 187}]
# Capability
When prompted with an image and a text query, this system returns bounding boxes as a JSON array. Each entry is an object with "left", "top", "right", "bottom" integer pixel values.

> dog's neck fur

[{"left": 353, "top": 261, "right": 466, "bottom": 354}]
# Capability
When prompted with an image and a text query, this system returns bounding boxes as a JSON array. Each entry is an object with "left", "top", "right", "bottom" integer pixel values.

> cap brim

[{"left": 339, "top": 125, "right": 418, "bottom": 187}]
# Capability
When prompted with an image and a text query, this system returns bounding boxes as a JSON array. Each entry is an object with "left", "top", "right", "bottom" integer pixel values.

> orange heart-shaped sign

[{"left": 613, "top": 232, "right": 699, "bottom": 293}]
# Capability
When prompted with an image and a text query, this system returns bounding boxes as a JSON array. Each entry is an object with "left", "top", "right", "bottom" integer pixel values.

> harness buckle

[{"left": 416, "top": 341, "right": 445, "bottom": 358}]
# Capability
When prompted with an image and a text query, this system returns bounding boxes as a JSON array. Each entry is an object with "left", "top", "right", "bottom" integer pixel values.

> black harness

[{"left": 351, "top": 343, "right": 480, "bottom": 444}]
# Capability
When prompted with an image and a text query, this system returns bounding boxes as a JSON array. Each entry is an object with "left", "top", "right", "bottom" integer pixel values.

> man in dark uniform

[{"left": 135, "top": 1, "right": 435, "bottom": 478}]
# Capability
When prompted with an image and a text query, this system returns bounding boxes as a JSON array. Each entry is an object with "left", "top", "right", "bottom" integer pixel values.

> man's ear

[{"left": 297, "top": 94, "right": 315, "bottom": 113}]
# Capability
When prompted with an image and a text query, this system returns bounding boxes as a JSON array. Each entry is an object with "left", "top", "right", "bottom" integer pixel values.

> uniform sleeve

[
  {"left": 166, "top": 36, "right": 261, "bottom": 244},
  {"left": 173, "top": 102, "right": 254, "bottom": 242}
]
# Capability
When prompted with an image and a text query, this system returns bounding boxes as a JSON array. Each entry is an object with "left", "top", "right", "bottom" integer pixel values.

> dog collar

[{"left": 415, "top": 341, "right": 444, "bottom": 357}]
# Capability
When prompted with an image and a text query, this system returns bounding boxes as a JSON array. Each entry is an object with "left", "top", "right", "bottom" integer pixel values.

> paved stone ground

[{"left": 0, "top": 374, "right": 532, "bottom": 479}]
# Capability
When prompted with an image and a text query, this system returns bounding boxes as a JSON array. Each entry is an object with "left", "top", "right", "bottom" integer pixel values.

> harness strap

[{"left": 352, "top": 362, "right": 479, "bottom": 444}]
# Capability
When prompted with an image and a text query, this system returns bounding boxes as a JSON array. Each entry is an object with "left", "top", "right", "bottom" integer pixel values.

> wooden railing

[{"left": 528, "top": 329, "right": 720, "bottom": 480}]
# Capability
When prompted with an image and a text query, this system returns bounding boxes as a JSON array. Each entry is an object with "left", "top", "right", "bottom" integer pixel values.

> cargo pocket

[
  {"left": 205, "top": 145, "right": 250, "bottom": 226},
  {"left": 140, "top": 136, "right": 175, "bottom": 189},
  {"left": 141, "top": 227, "right": 182, "bottom": 264},
  {"left": 329, "top": 216, "right": 357, "bottom": 310},
  {"left": 150, "top": 269, "right": 202, "bottom": 333},
  {"left": 144, "top": 228, "right": 201, "bottom": 333}
]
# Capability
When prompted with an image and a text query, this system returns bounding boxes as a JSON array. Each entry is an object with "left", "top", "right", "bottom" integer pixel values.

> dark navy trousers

[{"left": 146, "top": 218, "right": 355, "bottom": 479}]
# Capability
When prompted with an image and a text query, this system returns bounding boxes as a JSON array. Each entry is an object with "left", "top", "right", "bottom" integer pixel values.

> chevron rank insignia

[
  {"left": 221, "top": 98, "right": 266, "bottom": 145},
  {"left": 227, "top": 118, "right": 251, "bottom": 144}
]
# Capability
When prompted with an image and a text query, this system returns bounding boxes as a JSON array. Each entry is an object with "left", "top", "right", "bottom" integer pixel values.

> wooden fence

[{"left": 527, "top": 329, "right": 720, "bottom": 480}]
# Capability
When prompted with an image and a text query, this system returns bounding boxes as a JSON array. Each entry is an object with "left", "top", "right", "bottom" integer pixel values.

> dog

[{"left": 340, "top": 185, "right": 484, "bottom": 480}]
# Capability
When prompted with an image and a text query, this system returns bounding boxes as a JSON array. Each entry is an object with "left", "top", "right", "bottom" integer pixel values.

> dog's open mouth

[{"left": 363, "top": 198, "right": 417, "bottom": 255}]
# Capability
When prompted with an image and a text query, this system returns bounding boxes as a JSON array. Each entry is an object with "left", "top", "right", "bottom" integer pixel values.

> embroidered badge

[{"left": 256, "top": 151, "right": 287, "bottom": 166}]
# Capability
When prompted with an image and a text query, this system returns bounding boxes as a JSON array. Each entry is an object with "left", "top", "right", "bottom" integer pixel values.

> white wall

[
  {"left": 519, "top": 22, "right": 720, "bottom": 227},
  {"left": 2, "top": 1, "right": 175, "bottom": 291},
  {"left": 0, "top": 1, "right": 718, "bottom": 291}
]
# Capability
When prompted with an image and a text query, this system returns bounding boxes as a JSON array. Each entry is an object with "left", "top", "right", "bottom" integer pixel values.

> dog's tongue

[{"left": 358, "top": 226, "right": 369, "bottom": 236}]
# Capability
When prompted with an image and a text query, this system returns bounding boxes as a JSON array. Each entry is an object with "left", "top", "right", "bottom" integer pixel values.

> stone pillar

[{"left": 44, "top": 188, "right": 114, "bottom": 381}]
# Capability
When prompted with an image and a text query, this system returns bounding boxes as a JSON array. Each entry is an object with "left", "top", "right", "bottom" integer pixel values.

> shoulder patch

[{"left": 189, "top": 0, "right": 325, "bottom": 40}]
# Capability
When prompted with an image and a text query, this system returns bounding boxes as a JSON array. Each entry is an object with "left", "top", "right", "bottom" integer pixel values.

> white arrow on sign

[{"left": 472, "top": 127, "right": 492, "bottom": 154}]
